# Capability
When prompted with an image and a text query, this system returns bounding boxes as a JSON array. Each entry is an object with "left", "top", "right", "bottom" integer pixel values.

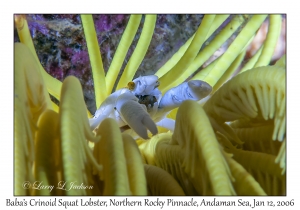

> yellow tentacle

[
  {"left": 254, "top": 15, "right": 282, "bottom": 67},
  {"left": 159, "top": 15, "right": 216, "bottom": 93},
  {"left": 59, "top": 76, "right": 101, "bottom": 195},
  {"left": 105, "top": 15, "right": 142, "bottom": 94},
  {"left": 122, "top": 133, "right": 147, "bottom": 195},
  {"left": 81, "top": 14, "right": 107, "bottom": 108},
  {"left": 203, "top": 15, "right": 268, "bottom": 87},
  {"left": 94, "top": 118, "right": 131, "bottom": 195},
  {"left": 116, "top": 15, "right": 157, "bottom": 90}
]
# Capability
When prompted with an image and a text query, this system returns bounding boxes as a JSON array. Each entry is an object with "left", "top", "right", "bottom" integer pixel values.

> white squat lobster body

[{"left": 89, "top": 75, "right": 212, "bottom": 139}]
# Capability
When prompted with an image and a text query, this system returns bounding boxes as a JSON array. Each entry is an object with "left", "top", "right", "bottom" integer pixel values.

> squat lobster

[{"left": 89, "top": 75, "right": 212, "bottom": 139}]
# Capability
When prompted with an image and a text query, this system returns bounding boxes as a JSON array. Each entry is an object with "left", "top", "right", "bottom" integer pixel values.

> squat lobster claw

[
  {"left": 115, "top": 92, "right": 158, "bottom": 139},
  {"left": 89, "top": 75, "right": 212, "bottom": 139}
]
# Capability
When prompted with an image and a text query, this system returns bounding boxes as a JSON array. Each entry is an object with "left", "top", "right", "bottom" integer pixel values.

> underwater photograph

[{"left": 14, "top": 14, "right": 286, "bottom": 196}]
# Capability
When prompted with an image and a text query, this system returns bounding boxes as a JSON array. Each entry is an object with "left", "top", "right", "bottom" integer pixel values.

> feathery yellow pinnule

[
  {"left": 204, "top": 66, "right": 286, "bottom": 142},
  {"left": 232, "top": 124, "right": 281, "bottom": 156},
  {"left": 14, "top": 43, "right": 53, "bottom": 120},
  {"left": 144, "top": 164, "right": 185, "bottom": 196},
  {"left": 232, "top": 149, "right": 285, "bottom": 195},
  {"left": 139, "top": 133, "right": 197, "bottom": 195},
  {"left": 14, "top": 98, "right": 34, "bottom": 195},
  {"left": 34, "top": 109, "right": 63, "bottom": 195},
  {"left": 218, "top": 133, "right": 285, "bottom": 195},
  {"left": 138, "top": 133, "right": 171, "bottom": 166},
  {"left": 93, "top": 118, "right": 131, "bottom": 195},
  {"left": 122, "top": 133, "right": 147, "bottom": 195},
  {"left": 223, "top": 152, "right": 266, "bottom": 195},
  {"left": 59, "top": 76, "right": 101, "bottom": 195},
  {"left": 153, "top": 136, "right": 200, "bottom": 195},
  {"left": 14, "top": 43, "right": 52, "bottom": 195},
  {"left": 172, "top": 100, "right": 236, "bottom": 195},
  {"left": 275, "top": 138, "right": 286, "bottom": 175}
]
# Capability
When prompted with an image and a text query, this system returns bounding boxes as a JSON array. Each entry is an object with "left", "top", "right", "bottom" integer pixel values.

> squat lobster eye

[{"left": 127, "top": 81, "right": 136, "bottom": 91}]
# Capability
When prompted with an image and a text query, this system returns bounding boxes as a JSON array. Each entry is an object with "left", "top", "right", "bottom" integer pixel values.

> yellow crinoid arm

[
  {"left": 233, "top": 124, "right": 281, "bottom": 156},
  {"left": 254, "top": 15, "right": 282, "bottom": 67},
  {"left": 203, "top": 65, "right": 286, "bottom": 142},
  {"left": 122, "top": 133, "right": 147, "bottom": 195},
  {"left": 116, "top": 15, "right": 157, "bottom": 90},
  {"left": 81, "top": 15, "right": 107, "bottom": 109},
  {"left": 51, "top": 101, "right": 60, "bottom": 113},
  {"left": 93, "top": 118, "right": 131, "bottom": 195},
  {"left": 34, "top": 109, "right": 63, "bottom": 195},
  {"left": 182, "top": 15, "right": 245, "bottom": 86},
  {"left": 172, "top": 100, "right": 236, "bottom": 195},
  {"left": 59, "top": 76, "right": 102, "bottom": 195},
  {"left": 159, "top": 15, "right": 216, "bottom": 93},
  {"left": 155, "top": 35, "right": 193, "bottom": 79},
  {"left": 144, "top": 164, "right": 185, "bottom": 196},
  {"left": 274, "top": 54, "right": 286, "bottom": 68},
  {"left": 139, "top": 133, "right": 198, "bottom": 194},
  {"left": 14, "top": 100, "right": 34, "bottom": 196},
  {"left": 14, "top": 43, "right": 53, "bottom": 195},
  {"left": 191, "top": 55, "right": 220, "bottom": 81},
  {"left": 231, "top": 148, "right": 285, "bottom": 195},
  {"left": 222, "top": 152, "right": 267, "bottom": 195},
  {"left": 105, "top": 15, "right": 142, "bottom": 94},
  {"left": 275, "top": 138, "right": 286, "bottom": 175},
  {"left": 14, "top": 15, "right": 62, "bottom": 101},
  {"left": 155, "top": 15, "right": 229, "bottom": 78},
  {"left": 205, "top": 15, "right": 230, "bottom": 39},
  {"left": 203, "top": 15, "right": 268, "bottom": 88},
  {"left": 239, "top": 44, "right": 263, "bottom": 73},
  {"left": 14, "top": 43, "right": 53, "bottom": 120},
  {"left": 211, "top": 49, "right": 246, "bottom": 94}
]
